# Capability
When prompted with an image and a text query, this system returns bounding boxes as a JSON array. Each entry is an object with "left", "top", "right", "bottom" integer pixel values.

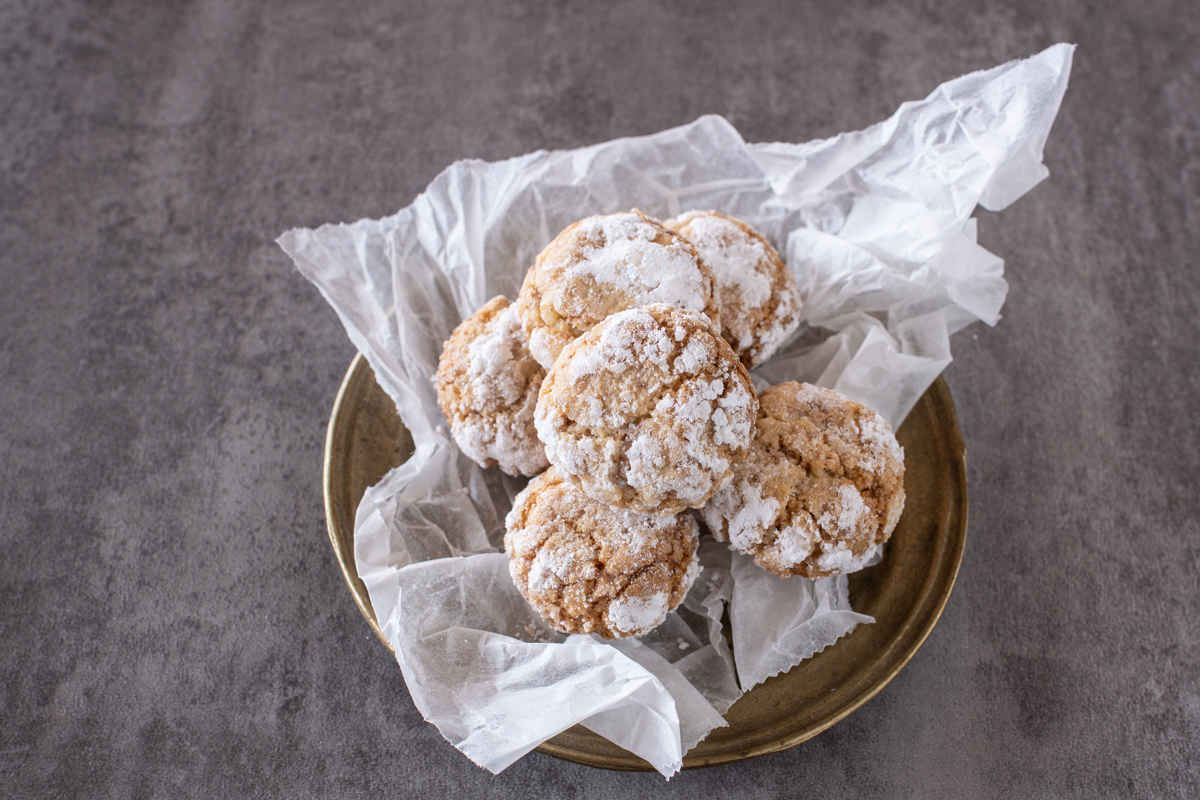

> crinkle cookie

[
  {"left": 435, "top": 296, "right": 549, "bottom": 477},
  {"left": 515, "top": 210, "right": 719, "bottom": 369},
  {"left": 666, "top": 210, "right": 802, "bottom": 368},
  {"left": 535, "top": 303, "right": 758, "bottom": 515},
  {"left": 702, "top": 382, "right": 905, "bottom": 579},
  {"left": 504, "top": 467, "right": 700, "bottom": 639}
]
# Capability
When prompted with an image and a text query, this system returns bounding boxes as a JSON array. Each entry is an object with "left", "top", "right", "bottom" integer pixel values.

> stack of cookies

[{"left": 435, "top": 209, "right": 905, "bottom": 640}]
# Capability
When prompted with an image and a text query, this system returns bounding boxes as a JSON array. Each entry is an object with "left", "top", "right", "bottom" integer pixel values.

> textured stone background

[{"left": 3, "top": 1, "right": 1198, "bottom": 797}]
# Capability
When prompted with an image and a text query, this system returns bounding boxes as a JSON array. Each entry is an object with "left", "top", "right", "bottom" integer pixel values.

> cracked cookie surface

[
  {"left": 701, "top": 382, "right": 905, "bottom": 578},
  {"left": 667, "top": 210, "right": 802, "bottom": 368},
  {"left": 504, "top": 467, "right": 700, "bottom": 639},
  {"left": 535, "top": 303, "right": 757, "bottom": 515},
  {"left": 515, "top": 210, "right": 719, "bottom": 369},
  {"left": 435, "top": 296, "right": 549, "bottom": 477}
]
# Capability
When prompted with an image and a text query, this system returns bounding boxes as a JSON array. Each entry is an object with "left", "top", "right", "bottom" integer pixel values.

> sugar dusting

[
  {"left": 540, "top": 304, "right": 756, "bottom": 513},
  {"left": 526, "top": 545, "right": 595, "bottom": 593},
  {"left": 569, "top": 307, "right": 672, "bottom": 379},
  {"left": 606, "top": 591, "right": 670, "bottom": 636},
  {"left": 570, "top": 213, "right": 710, "bottom": 313},
  {"left": 465, "top": 304, "right": 526, "bottom": 407},
  {"left": 670, "top": 210, "right": 802, "bottom": 365},
  {"left": 857, "top": 412, "right": 905, "bottom": 474},
  {"left": 818, "top": 484, "right": 869, "bottom": 533},
  {"left": 672, "top": 338, "right": 710, "bottom": 375},
  {"left": 775, "top": 519, "right": 818, "bottom": 565},
  {"left": 815, "top": 542, "right": 859, "bottom": 573},
  {"left": 439, "top": 299, "right": 548, "bottom": 476},
  {"left": 751, "top": 289, "right": 800, "bottom": 359},
  {"left": 674, "top": 211, "right": 772, "bottom": 309},
  {"left": 699, "top": 382, "right": 905, "bottom": 579},
  {"left": 715, "top": 381, "right": 754, "bottom": 446},
  {"left": 703, "top": 477, "right": 779, "bottom": 551},
  {"left": 504, "top": 469, "right": 700, "bottom": 639},
  {"left": 453, "top": 399, "right": 545, "bottom": 477}
]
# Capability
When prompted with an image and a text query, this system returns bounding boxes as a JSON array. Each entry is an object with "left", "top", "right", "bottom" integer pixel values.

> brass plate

[{"left": 324, "top": 353, "right": 968, "bottom": 770}]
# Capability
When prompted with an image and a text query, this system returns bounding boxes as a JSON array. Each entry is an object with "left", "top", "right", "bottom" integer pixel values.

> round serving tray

[{"left": 323, "top": 352, "right": 968, "bottom": 771}]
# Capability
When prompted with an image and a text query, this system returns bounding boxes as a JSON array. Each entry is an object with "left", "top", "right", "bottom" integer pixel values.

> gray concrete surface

[{"left": 2, "top": 0, "right": 1198, "bottom": 797}]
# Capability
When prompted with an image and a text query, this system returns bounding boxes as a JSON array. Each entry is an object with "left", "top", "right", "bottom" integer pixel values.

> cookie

[
  {"left": 666, "top": 210, "right": 802, "bottom": 368},
  {"left": 435, "top": 296, "right": 549, "bottom": 477},
  {"left": 504, "top": 467, "right": 700, "bottom": 639},
  {"left": 701, "top": 382, "right": 905, "bottom": 578},
  {"left": 515, "top": 210, "right": 719, "bottom": 369},
  {"left": 535, "top": 303, "right": 758, "bottom": 515}
]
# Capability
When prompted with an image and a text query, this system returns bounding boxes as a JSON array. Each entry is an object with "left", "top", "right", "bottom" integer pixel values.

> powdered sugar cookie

[
  {"left": 504, "top": 467, "right": 700, "bottom": 639},
  {"left": 535, "top": 303, "right": 757, "bottom": 515},
  {"left": 666, "top": 210, "right": 802, "bottom": 368},
  {"left": 515, "top": 210, "right": 719, "bottom": 369},
  {"left": 435, "top": 296, "right": 549, "bottom": 477},
  {"left": 702, "top": 382, "right": 905, "bottom": 579}
]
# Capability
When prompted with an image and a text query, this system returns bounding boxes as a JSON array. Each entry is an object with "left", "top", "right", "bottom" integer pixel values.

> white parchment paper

[{"left": 278, "top": 44, "right": 1073, "bottom": 777}]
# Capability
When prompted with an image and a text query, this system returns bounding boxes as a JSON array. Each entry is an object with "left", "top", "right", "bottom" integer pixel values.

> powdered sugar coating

[
  {"left": 607, "top": 591, "right": 669, "bottom": 636},
  {"left": 435, "top": 296, "right": 549, "bottom": 476},
  {"left": 504, "top": 467, "right": 700, "bottom": 639},
  {"left": 701, "top": 382, "right": 905, "bottom": 579},
  {"left": 667, "top": 210, "right": 803, "bottom": 368},
  {"left": 515, "top": 210, "right": 719, "bottom": 369},
  {"left": 536, "top": 304, "right": 758, "bottom": 515}
]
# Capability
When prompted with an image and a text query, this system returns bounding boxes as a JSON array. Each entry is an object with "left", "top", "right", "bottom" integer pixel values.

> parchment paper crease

[{"left": 278, "top": 43, "right": 1073, "bottom": 777}]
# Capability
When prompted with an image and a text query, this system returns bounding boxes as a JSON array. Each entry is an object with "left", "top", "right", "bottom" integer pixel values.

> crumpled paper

[{"left": 278, "top": 44, "right": 1073, "bottom": 777}]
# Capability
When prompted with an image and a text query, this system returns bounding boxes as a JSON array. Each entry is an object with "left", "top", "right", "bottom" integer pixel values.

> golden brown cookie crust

[
  {"left": 536, "top": 303, "right": 758, "bottom": 515},
  {"left": 701, "top": 382, "right": 905, "bottom": 578},
  {"left": 667, "top": 210, "right": 802, "bottom": 368},
  {"left": 504, "top": 467, "right": 700, "bottom": 639},
  {"left": 515, "top": 210, "right": 719, "bottom": 369},
  {"left": 435, "top": 296, "right": 549, "bottom": 477}
]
